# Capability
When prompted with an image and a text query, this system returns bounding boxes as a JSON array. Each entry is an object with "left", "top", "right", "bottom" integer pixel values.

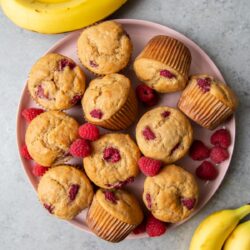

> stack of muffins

[{"left": 21, "top": 20, "right": 238, "bottom": 242}]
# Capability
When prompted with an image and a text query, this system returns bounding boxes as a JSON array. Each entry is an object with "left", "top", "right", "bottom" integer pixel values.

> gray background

[{"left": 1, "top": 0, "right": 250, "bottom": 249}]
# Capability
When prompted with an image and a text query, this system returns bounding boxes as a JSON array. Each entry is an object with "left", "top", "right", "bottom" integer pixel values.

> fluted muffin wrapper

[
  {"left": 178, "top": 81, "right": 233, "bottom": 130},
  {"left": 137, "top": 35, "right": 191, "bottom": 77},
  {"left": 86, "top": 196, "right": 135, "bottom": 242}
]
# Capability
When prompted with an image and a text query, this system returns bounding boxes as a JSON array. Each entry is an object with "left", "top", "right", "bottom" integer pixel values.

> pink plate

[{"left": 16, "top": 19, "right": 235, "bottom": 239}]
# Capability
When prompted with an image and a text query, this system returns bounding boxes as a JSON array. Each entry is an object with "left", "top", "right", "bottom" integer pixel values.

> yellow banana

[
  {"left": 189, "top": 204, "right": 250, "bottom": 250},
  {"left": 0, "top": 0, "right": 127, "bottom": 34},
  {"left": 224, "top": 220, "right": 250, "bottom": 250}
]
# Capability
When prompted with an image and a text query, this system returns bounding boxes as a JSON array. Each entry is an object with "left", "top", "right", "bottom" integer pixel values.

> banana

[
  {"left": 189, "top": 204, "right": 250, "bottom": 250},
  {"left": 224, "top": 220, "right": 250, "bottom": 250},
  {"left": 0, "top": 0, "right": 127, "bottom": 34}
]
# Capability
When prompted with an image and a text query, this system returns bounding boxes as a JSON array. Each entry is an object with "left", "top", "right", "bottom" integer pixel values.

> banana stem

[{"left": 236, "top": 204, "right": 250, "bottom": 219}]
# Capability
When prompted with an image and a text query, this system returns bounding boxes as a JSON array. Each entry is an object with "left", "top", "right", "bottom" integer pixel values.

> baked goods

[
  {"left": 25, "top": 111, "right": 79, "bottom": 166},
  {"left": 87, "top": 189, "right": 143, "bottom": 242},
  {"left": 77, "top": 21, "right": 132, "bottom": 75},
  {"left": 28, "top": 53, "right": 86, "bottom": 110},
  {"left": 136, "top": 106, "right": 193, "bottom": 164},
  {"left": 83, "top": 133, "right": 140, "bottom": 188},
  {"left": 134, "top": 35, "right": 191, "bottom": 93},
  {"left": 38, "top": 165, "right": 93, "bottom": 220},
  {"left": 178, "top": 74, "right": 238, "bottom": 130},
  {"left": 82, "top": 73, "right": 137, "bottom": 130},
  {"left": 143, "top": 165, "right": 199, "bottom": 223}
]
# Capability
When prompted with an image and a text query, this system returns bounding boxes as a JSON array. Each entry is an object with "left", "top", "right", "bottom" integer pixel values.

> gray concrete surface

[{"left": 1, "top": 0, "right": 250, "bottom": 249}]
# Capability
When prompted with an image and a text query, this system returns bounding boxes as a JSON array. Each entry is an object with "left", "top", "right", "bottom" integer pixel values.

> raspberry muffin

[
  {"left": 87, "top": 189, "right": 143, "bottom": 242},
  {"left": 83, "top": 133, "right": 140, "bottom": 189},
  {"left": 136, "top": 106, "right": 193, "bottom": 164},
  {"left": 178, "top": 74, "right": 238, "bottom": 130},
  {"left": 77, "top": 21, "right": 132, "bottom": 75},
  {"left": 38, "top": 165, "right": 94, "bottom": 220},
  {"left": 28, "top": 53, "right": 86, "bottom": 110},
  {"left": 82, "top": 74, "right": 137, "bottom": 130},
  {"left": 134, "top": 35, "right": 191, "bottom": 93},
  {"left": 143, "top": 165, "right": 199, "bottom": 223},
  {"left": 25, "top": 111, "right": 79, "bottom": 166}
]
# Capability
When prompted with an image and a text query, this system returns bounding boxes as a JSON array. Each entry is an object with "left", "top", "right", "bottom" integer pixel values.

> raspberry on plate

[
  {"left": 189, "top": 140, "right": 210, "bottom": 161},
  {"left": 196, "top": 161, "right": 218, "bottom": 180},
  {"left": 146, "top": 214, "right": 167, "bottom": 237},
  {"left": 20, "top": 144, "right": 32, "bottom": 160},
  {"left": 22, "top": 108, "right": 44, "bottom": 122},
  {"left": 79, "top": 123, "right": 100, "bottom": 141},
  {"left": 32, "top": 164, "right": 48, "bottom": 177},
  {"left": 136, "top": 84, "right": 158, "bottom": 106},
  {"left": 210, "top": 128, "right": 231, "bottom": 148},
  {"left": 70, "top": 139, "right": 91, "bottom": 158},
  {"left": 210, "top": 146, "right": 229, "bottom": 164},
  {"left": 138, "top": 156, "right": 162, "bottom": 176}
]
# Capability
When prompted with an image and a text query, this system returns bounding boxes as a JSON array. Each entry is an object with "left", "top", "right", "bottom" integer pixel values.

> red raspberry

[
  {"left": 196, "top": 161, "right": 218, "bottom": 180},
  {"left": 210, "top": 146, "right": 229, "bottom": 163},
  {"left": 133, "top": 221, "right": 146, "bottom": 234},
  {"left": 58, "top": 58, "right": 75, "bottom": 70},
  {"left": 181, "top": 198, "right": 196, "bottom": 210},
  {"left": 68, "top": 184, "right": 80, "bottom": 201},
  {"left": 211, "top": 129, "right": 231, "bottom": 148},
  {"left": 36, "top": 85, "right": 48, "bottom": 99},
  {"left": 161, "top": 111, "right": 171, "bottom": 118},
  {"left": 189, "top": 140, "right": 210, "bottom": 161},
  {"left": 70, "top": 95, "right": 82, "bottom": 105},
  {"left": 90, "top": 109, "right": 103, "bottom": 119},
  {"left": 197, "top": 78, "right": 211, "bottom": 93},
  {"left": 32, "top": 164, "right": 48, "bottom": 177},
  {"left": 136, "top": 84, "right": 158, "bottom": 106},
  {"left": 160, "top": 69, "right": 175, "bottom": 79},
  {"left": 103, "top": 190, "right": 118, "bottom": 204},
  {"left": 146, "top": 214, "right": 167, "bottom": 237},
  {"left": 69, "top": 139, "right": 91, "bottom": 158},
  {"left": 20, "top": 144, "right": 32, "bottom": 160},
  {"left": 146, "top": 193, "right": 152, "bottom": 209},
  {"left": 22, "top": 108, "right": 44, "bottom": 122},
  {"left": 79, "top": 123, "right": 100, "bottom": 141},
  {"left": 142, "top": 126, "right": 156, "bottom": 140},
  {"left": 138, "top": 156, "right": 162, "bottom": 176},
  {"left": 103, "top": 147, "right": 121, "bottom": 163},
  {"left": 44, "top": 203, "right": 53, "bottom": 214}
]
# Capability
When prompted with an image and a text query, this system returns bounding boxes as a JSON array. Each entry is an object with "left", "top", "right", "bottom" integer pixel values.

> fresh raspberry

[
  {"left": 142, "top": 126, "right": 156, "bottom": 140},
  {"left": 89, "top": 60, "right": 98, "bottom": 68},
  {"left": 210, "top": 146, "right": 229, "bottom": 163},
  {"left": 211, "top": 129, "right": 231, "bottom": 148},
  {"left": 79, "top": 123, "right": 100, "bottom": 141},
  {"left": 70, "top": 95, "right": 82, "bottom": 105},
  {"left": 146, "top": 214, "right": 167, "bottom": 237},
  {"left": 197, "top": 78, "right": 211, "bottom": 93},
  {"left": 146, "top": 193, "right": 152, "bottom": 209},
  {"left": 90, "top": 109, "right": 103, "bottom": 119},
  {"left": 106, "top": 176, "right": 134, "bottom": 189},
  {"left": 32, "top": 164, "right": 48, "bottom": 177},
  {"left": 20, "top": 144, "right": 32, "bottom": 160},
  {"left": 69, "top": 184, "right": 80, "bottom": 201},
  {"left": 133, "top": 221, "right": 146, "bottom": 234},
  {"left": 161, "top": 111, "right": 171, "bottom": 118},
  {"left": 138, "top": 156, "right": 162, "bottom": 176},
  {"left": 189, "top": 140, "right": 210, "bottom": 161},
  {"left": 181, "top": 198, "right": 196, "bottom": 210},
  {"left": 103, "top": 147, "right": 121, "bottom": 163},
  {"left": 69, "top": 139, "right": 91, "bottom": 158},
  {"left": 22, "top": 108, "right": 44, "bottom": 122},
  {"left": 36, "top": 84, "right": 48, "bottom": 99},
  {"left": 160, "top": 69, "right": 175, "bottom": 79},
  {"left": 58, "top": 58, "right": 75, "bottom": 71},
  {"left": 103, "top": 190, "right": 118, "bottom": 204},
  {"left": 196, "top": 161, "right": 218, "bottom": 180},
  {"left": 136, "top": 84, "right": 158, "bottom": 106},
  {"left": 44, "top": 203, "right": 53, "bottom": 214}
]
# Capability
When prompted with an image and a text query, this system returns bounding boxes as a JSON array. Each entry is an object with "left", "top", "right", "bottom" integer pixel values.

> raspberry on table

[
  {"left": 22, "top": 108, "right": 44, "bottom": 122},
  {"left": 196, "top": 161, "right": 218, "bottom": 180},
  {"left": 138, "top": 156, "right": 162, "bottom": 176},
  {"left": 136, "top": 84, "right": 158, "bottom": 106},
  {"left": 210, "top": 128, "right": 231, "bottom": 148},
  {"left": 210, "top": 146, "right": 229, "bottom": 163},
  {"left": 133, "top": 220, "right": 146, "bottom": 234},
  {"left": 32, "top": 164, "right": 48, "bottom": 177},
  {"left": 20, "top": 144, "right": 32, "bottom": 160},
  {"left": 69, "top": 184, "right": 80, "bottom": 201},
  {"left": 189, "top": 140, "right": 210, "bottom": 161},
  {"left": 146, "top": 214, "right": 167, "bottom": 237},
  {"left": 142, "top": 126, "right": 156, "bottom": 140},
  {"left": 181, "top": 198, "right": 196, "bottom": 210},
  {"left": 79, "top": 123, "right": 100, "bottom": 141},
  {"left": 69, "top": 139, "right": 91, "bottom": 158}
]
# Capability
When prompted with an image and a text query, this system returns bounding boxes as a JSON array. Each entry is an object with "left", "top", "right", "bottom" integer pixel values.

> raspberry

[
  {"left": 146, "top": 193, "right": 152, "bottom": 209},
  {"left": 197, "top": 78, "right": 211, "bottom": 93},
  {"left": 32, "top": 164, "right": 48, "bottom": 177},
  {"left": 142, "top": 126, "right": 156, "bottom": 140},
  {"left": 44, "top": 203, "right": 53, "bottom": 214},
  {"left": 22, "top": 108, "right": 44, "bottom": 122},
  {"left": 210, "top": 146, "right": 229, "bottom": 163},
  {"left": 161, "top": 111, "right": 171, "bottom": 118},
  {"left": 69, "top": 139, "right": 91, "bottom": 158},
  {"left": 89, "top": 60, "right": 98, "bottom": 68},
  {"left": 36, "top": 84, "right": 48, "bottom": 99},
  {"left": 133, "top": 221, "right": 146, "bottom": 234},
  {"left": 69, "top": 184, "right": 80, "bottom": 201},
  {"left": 70, "top": 95, "right": 82, "bottom": 105},
  {"left": 181, "top": 198, "right": 196, "bottom": 210},
  {"left": 211, "top": 129, "right": 231, "bottom": 148},
  {"left": 103, "top": 190, "right": 118, "bottom": 204},
  {"left": 58, "top": 58, "right": 75, "bottom": 71},
  {"left": 79, "top": 123, "right": 100, "bottom": 141},
  {"left": 20, "top": 144, "right": 32, "bottom": 160},
  {"left": 189, "top": 140, "right": 210, "bottom": 161},
  {"left": 136, "top": 84, "right": 158, "bottom": 106},
  {"left": 146, "top": 214, "right": 167, "bottom": 237},
  {"left": 90, "top": 109, "right": 103, "bottom": 119},
  {"left": 160, "top": 69, "right": 175, "bottom": 79},
  {"left": 106, "top": 176, "right": 134, "bottom": 189},
  {"left": 103, "top": 147, "right": 121, "bottom": 163},
  {"left": 138, "top": 156, "right": 162, "bottom": 176},
  {"left": 196, "top": 161, "right": 218, "bottom": 180}
]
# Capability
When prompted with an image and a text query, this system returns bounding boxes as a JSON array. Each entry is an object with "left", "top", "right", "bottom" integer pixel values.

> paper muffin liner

[
  {"left": 178, "top": 81, "right": 233, "bottom": 130},
  {"left": 86, "top": 196, "right": 135, "bottom": 242},
  {"left": 136, "top": 35, "right": 191, "bottom": 77}
]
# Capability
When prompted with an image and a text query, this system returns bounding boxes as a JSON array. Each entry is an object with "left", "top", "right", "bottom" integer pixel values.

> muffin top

[
  {"left": 77, "top": 21, "right": 132, "bottom": 75},
  {"left": 82, "top": 74, "right": 131, "bottom": 122},
  {"left": 28, "top": 53, "right": 86, "bottom": 110},
  {"left": 25, "top": 111, "right": 79, "bottom": 166},
  {"left": 83, "top": 133, "right": 140, "bottom": 189},
  {"left": 136, "top": 106, "right": 193, "bottom": 163},
  {"left": 143, "top": 165, "right": 199, "bottom": 223},
  {"left": 95, "top": 189, "right": 143, "bottom": 225},
  {"left": 38, "top": 165, "right": 94, "bottom": 220}
]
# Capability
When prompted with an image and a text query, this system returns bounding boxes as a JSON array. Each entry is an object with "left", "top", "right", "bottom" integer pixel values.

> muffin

[
  {"left": 77, "top": 21, "right": 132, "bottom": 75},
  {"left": 178, "top": 74, "right": 238, "bottom": 130},
  {"left": 25, "top": 111, "right": 79, "bottom": 166},
  {"left": 28, "top": 53, "right": 86, "bottom": 110},
  {"left": 82, "top": 73, "right": 137, "bottom": 130},
  {"left": 143, "top": 165, "right": 199, "bottom": 223},
  {"left": 87, "top": 189, "right": 143, "bottom": 242},
  {"left": 134, "top": 35, "right": 191, "bottom": 93},
  {"left": 38, "top": 165, "right": 94, "bottom": 220},
  {"left": 83, "top": 133, "right": 140, "bottom": 189},
  {"left": 136, "top": 106, "right": 193, "bottom": 164}
]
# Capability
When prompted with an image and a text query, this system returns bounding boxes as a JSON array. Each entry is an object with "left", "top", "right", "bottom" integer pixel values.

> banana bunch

[
  {"left": 0, "top": 0, "right": 127, "bottom": 34},
  {"left": 189, "top": 204, "right": 250, "bottom": 250}
]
